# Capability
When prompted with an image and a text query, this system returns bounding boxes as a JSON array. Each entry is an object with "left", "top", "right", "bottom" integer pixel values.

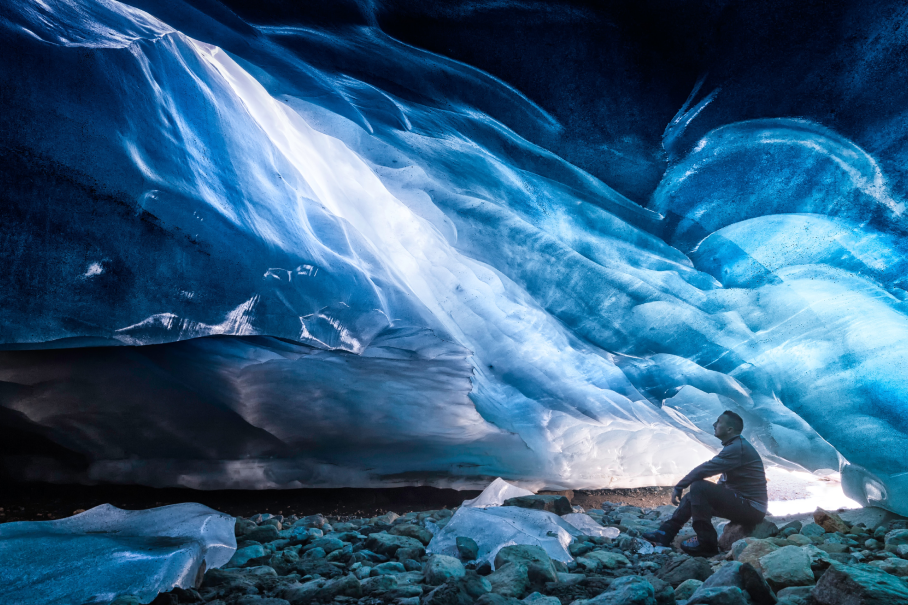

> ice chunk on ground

[
  {"left": 561, "top": 513, "right": 620, "bottom": 539},
  {"left": 427, "top": 505, "right": 581, "bottom": 567},
  {"left": 462, "top": 477, "right": 535, "bottom": 508},
  {"left": 0, "top": 503, "right": 236, "bottom": 605}
]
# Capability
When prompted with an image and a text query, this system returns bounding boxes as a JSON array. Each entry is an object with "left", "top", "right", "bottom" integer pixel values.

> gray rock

[
  {"left": 692, "top": 561, "right": 775, "bottom": 605},
  {"left": 226, "top": 544, "right": 266, "bottom": 568},
  {"left": 423, "top": 571, "right": 492, "bottom": 605},
  {"left": 523, "top": 591, "right": 562, "bottom": 605},
  {"left": 302, "top": 537, "right": 344, "bottom": 554},
  {"left": 315, "top": 574, "right": 362, "bottom": 600},
  {"left": 244, "top": 524, "right": 281, "bottom": 543},
  {"left": 658, "top": 556, "right": 714, "bottom": 588},
  {"left": 778, "top": 521, "right": 803, "bottom": 534},
  {"left": 868, "top": 557, "right": 908, "bottom": 577},
  {"left": 293, "top": 514, "right": 327, "bottom": 529},
  {"left": 555, "top": 572, "right": 586, "bottom": 586},
  {"left": 403, "top": 558, "right": 423, "bottom": 571},
  {"left": 687, "top": 586, "right": 750, "bottom": 605},
  {"left": 776, "top": 586, "right": 814, "bottom": 605},
  {"left": 390, "top": 523, "right": 434, "bottom": 546},
  {"left": 425, "top": 555, "right": 466, "bottom": 585},
  {"left": 488, "top": 562, "right": 531, "bottom": 598},
  {"left": 457, "top": 536, "right": 479, "bottom": 561},
  {"left": 360, "top": 574, "right": 399, "bottom": 595},
  {"left": 800, "top": 524, "right": 826, "bottom": 538},
  {"left": 494, "top": 545, "right": 557, "bottom": 579},
  {"left": 585, "top": 550, "right": 631, "bottom": 570},
  {"left": 268, "top": 549, "right": 300, "bottom": 575},
  {"left": 503, "top": 495, "right": 572, "bottom": 515},
  {"left": 302, "top": 547, "right": 326, "bottom": 559},
  {"left": 885, "top": 530, "right": 908, "bottom": 552},
  {"left": 397, "top": 546, "right": 427, "bottom": 561},
  {"left": 569, "top": 541, "right": 593, "bottom": 557},
  {"left": 759, "top": 545, "right": 814, "bottom": 591},
  {"left": 813, "top": 562, "right": 908, "bottom": 604},
  {"left": 233, "top": 598, "right": 290, "bottom": 605},
  {"left": 371, "top": 561, "right": 406, "bottom": 576},
  {"left": 675, "top": 579, "right": 704, "bottom": 600},
  {"left": 585, "top": 576, "right": 657, "bottom": 605},
  {"left": 110, "top": 597, "right": 142, "bottom": 605},
  {"left": 751, "top": 520, "right": 780, "bottom": 539},
  {"left": 235, "top": 518, "right": 257, "bottom": 537},
  {"left": 365, "top": 532, "right": 425, "bottom": 556},
  {"left": 475, "top": 594, "right": 524, "bottom": 605}
]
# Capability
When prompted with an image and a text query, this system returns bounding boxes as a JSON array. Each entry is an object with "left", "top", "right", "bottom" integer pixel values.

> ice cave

[{"left": 2, "top": 0, "right": 908, "bottom": 602}]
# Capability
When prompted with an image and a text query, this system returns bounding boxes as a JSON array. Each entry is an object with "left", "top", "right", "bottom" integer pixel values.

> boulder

[
  {"left": 390, "top": 523, "right": 434, "bottom": 546},
  {"left": 315, "top": 574, "right": 362, "bottom": 600},
  {"left": 488, "top": 563, "right": 531, "bottom": 598},
  {"left": 734, "top": 539, "right": 780, "bottom": 573},
  {"left": 371, "top": 561, "right": 406, "bottom": 575},
  {"left": 759, "top": 545, "right": 814, "bottom": 591},
  {"left": 457, "top": 537, "right": 479, "bottom": 561},
  {"left": 691, "top": 561, "right": 775, "bottom": 605},
  {"left": 523, "top": 591, "right": 561, "bottom": 605},
  {"left": 585, "top": 576, "right": 657, "bottom": 605},
  {"left": 244, "top": 525, "right": 281, "bottom": 544},
  {"left": 885, "top": 530, "right": 908, "bottom": 553},
  {"left": 397, "top": 546, "right": 426, "bottom": 561},
  {"left": 658, "top": 556, "right": 714, "bottom": 587},
  {"left": 226, "top": 544, "right": 265, "bottom": 568},
  {"left": 800, "top": 524, "right": 826, "bottom": 538},
  {"left": 812, "top": 562, "right": 908, "bottom": 605},
  {"left": 778, "top": 521, "right": 803, "bottom": 534},
  {"left": 585, "top": 550, "right": 631, "bottom": 570},
  {"left": 687, "top": 587, "right": 750, "bottom": 605},
  {"left": 751, "top": 521, "right": 780, "bottom": 539},
  {"left": 868, "top": 557, "right": 908, "bottom": 577},
  {"left": 786, "top": 535, "right": 813, "bottom": 547},
  {"left": 719, "top": 524, "right": 753, "bottom": 551},
  {"left": 503, "top": 495, "right": 572, "bottom": 516},
  {"left": 293, "top": 514, "right": 327, "bottom": 529},
  {"left": 775, "top": 586, "right": 813, "bottom": 605},
  {"left": 422, "top": 570, "right": 493, "bottom": 605},
  {"left": 476, "top": 595, "right": 524, "bottom": 605},
  {"left": 495, "top": 545, "right": 557, "bottom": 579},
  {"left": 674, "top": 579, "right": 703, "bottom": 600},
  {"left": 426, "top": 555, "right": 467, "bottom": 586},
  {"left": 365, "top": 532, "right": 425, "bottom": 556},
  {"left": 360, "top": 575, "right": 399, "bottom": 595},
  {"left": 814, "top": 509, "right": 850, "bottom": 534}
]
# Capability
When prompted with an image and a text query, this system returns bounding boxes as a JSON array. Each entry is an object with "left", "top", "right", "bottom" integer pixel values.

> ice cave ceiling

[{"left": 1, "top": 0, "right": 907, "bottom": 513}]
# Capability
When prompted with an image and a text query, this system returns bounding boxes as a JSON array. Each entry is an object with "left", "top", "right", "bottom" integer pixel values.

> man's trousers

[{"left": 659, "top": 480, "right": 765, "bottom": 547}]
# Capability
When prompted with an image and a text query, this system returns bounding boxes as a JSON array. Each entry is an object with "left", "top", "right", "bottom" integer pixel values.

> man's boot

[
  {"left": 643, "top": 520, "right": 682, "bottom": 547},
  {"left": 680, "top": 520, "right": 719, "bottom": 556}
]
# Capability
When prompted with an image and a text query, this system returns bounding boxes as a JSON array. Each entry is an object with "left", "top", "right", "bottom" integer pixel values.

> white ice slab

[{"left": 0, "top": 503, "right": 236, "bottom": 605}]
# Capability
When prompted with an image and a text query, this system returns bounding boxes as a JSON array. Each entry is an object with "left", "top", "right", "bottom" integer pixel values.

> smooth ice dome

[
  {"left": 0, "top": 503, "right": 236, "bottom": 604},
  {"left": 0, "top": 0, "right": 907, "bottom": 515}
]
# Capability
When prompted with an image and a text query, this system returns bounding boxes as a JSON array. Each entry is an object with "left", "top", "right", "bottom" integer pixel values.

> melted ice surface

[{"left": 0, "top": 504, "right": 236, "bottom": 605}]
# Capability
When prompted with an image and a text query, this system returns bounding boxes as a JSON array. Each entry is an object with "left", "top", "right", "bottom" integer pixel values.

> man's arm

[{"left": 675, "top": 440, "right": 743, "bottom": 490}]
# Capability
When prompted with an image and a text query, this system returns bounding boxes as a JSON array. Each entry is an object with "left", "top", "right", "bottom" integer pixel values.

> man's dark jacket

[{"left": 675, "top": 435, "right": 768, "bottom": 511}]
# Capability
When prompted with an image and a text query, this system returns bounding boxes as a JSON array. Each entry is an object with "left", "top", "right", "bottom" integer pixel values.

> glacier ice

[
  {"left": 0, "top": 503, "right": 236, "bottom": 605},
  {"left": 0, "top": 0, "right": 906, "bottom": 515}
]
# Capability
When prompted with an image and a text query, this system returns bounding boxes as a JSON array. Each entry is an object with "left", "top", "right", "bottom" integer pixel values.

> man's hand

[{"left": 671, "top": 487, "right": 683, "bottom": 505}]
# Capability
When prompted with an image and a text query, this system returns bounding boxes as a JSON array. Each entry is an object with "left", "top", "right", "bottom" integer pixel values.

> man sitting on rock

[{"left": 643, "top": 410, "right": 768, "bottom": 556}]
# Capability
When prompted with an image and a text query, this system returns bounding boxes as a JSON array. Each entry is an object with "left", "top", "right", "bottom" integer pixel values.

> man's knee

[{"left": 690, "top": 479, "right": 710, "bottom": 494}]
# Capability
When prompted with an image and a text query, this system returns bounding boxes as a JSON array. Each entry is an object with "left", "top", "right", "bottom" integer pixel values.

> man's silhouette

[{"left": 643, "top": 410, "right": 768, "bottom": 556}]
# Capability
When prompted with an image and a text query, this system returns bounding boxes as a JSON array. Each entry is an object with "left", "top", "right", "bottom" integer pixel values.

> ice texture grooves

[
  {"left": 0, "top": 0, "right": 907, "bottom": 513},
  {"left": 0, "top": 503, "right": 236, "bottom": 605}
]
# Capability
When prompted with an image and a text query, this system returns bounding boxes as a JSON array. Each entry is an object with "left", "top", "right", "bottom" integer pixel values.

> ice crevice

[{"left": 0, "top": 0, "right": 905, "bottom": 515}]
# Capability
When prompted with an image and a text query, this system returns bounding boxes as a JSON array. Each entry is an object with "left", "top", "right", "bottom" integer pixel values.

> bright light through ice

[
  {"left": 766, "top": 466, "right": 862, "bottom": 516},
  {"left": 83, "top": 262, "right": 103, "bottom": 277}
]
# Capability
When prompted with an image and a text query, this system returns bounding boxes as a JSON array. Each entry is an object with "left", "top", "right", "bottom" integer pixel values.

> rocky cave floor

[{"left": 3, "top": 483, "right": 908, "bottom": 605}]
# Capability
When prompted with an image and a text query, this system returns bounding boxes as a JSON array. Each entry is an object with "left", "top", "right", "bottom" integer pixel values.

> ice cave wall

[{"left": 0, "top": 0, "right": 907, "bottom": 513}]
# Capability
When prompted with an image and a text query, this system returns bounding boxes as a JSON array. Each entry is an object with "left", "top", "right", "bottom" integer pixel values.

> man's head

[{"left": 713, "top": 410, "right": 744, "bottom": 441}]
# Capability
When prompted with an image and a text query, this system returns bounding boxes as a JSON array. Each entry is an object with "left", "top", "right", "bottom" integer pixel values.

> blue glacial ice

[
  {"left": 0, "top": 503, "right": 236, "bottom": 604},
  {"left": 0, "top": 0, "right": 906, "bottom": 515}
]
